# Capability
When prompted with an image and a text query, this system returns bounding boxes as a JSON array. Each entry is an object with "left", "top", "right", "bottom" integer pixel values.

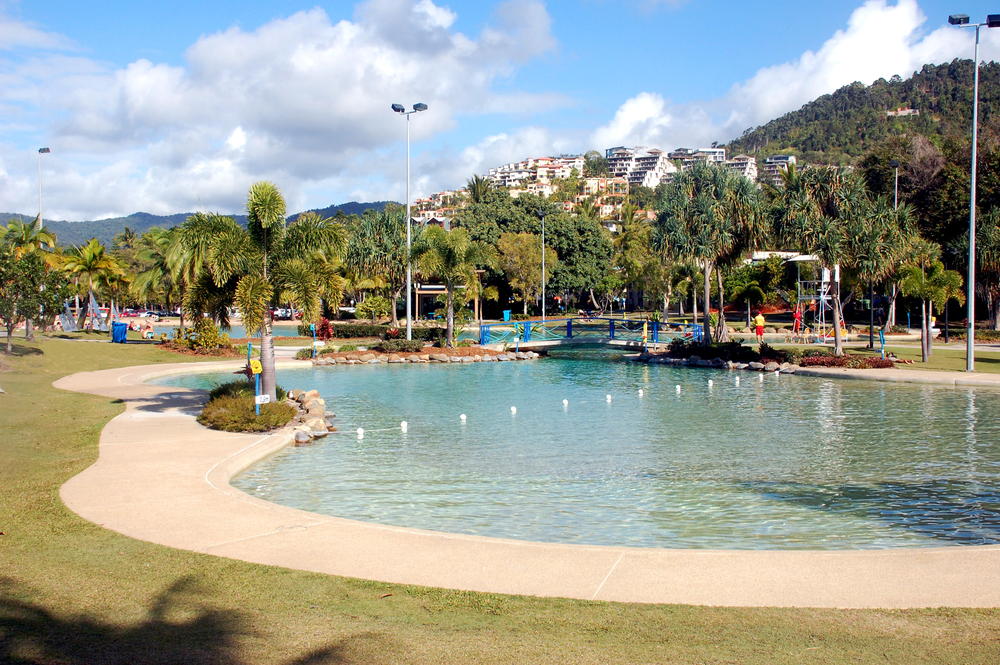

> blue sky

[{"left": 2, "top": 0, "right": 999, "bottom": 219}]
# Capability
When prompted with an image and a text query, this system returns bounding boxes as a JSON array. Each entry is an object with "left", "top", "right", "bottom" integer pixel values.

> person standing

[
  {"left": 792, "top": 307, "right": 802, "bottom": 334},
  {"left": 754, "top": 311, "right": 766, "bottom": 345}
]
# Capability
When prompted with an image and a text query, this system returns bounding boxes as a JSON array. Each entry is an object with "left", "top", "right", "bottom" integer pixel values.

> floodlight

[
  {"left": 889, "top": 159, "right": 899, "bottom": 168},
  {"left": 391, "top": 103, "right": 405, "bottom": 113},
  {"left": 988, "top": 14, "right": 1000, "bottom": 27},
  {"left": 413, "top": 103, "right": 428, "bottom": 112},
  {"left": 38, "top": 147, "right": 50, "bottom": 154},
  {"left": 949, "top": 14, "right": 970, "bottom": 25}
]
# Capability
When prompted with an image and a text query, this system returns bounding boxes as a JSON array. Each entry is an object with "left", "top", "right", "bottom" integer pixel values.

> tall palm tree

[
  {"left": 59, "top": 239, "right": 125, "bottom": 330},
  {"left": 131, "top": 227, "right": 179, "bottom": 314},
  {"left": 189, "top": 183, "right": 345, "bottom": 401},
  {"left": 413, "top": 226, "right": 496, "bottom": 346}
]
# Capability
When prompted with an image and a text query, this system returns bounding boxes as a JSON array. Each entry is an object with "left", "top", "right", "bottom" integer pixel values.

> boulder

[
  {"left": 309, "top": 430, "right": 328, "bottom": 439},
  {"left": 306, "top": 407, "right": 325, "bottom": 419},
  {"left": 779, "top": 362, "right": 790, "bottom": 371},
  {"left": 430, "top": 353, "right": 450, "bottom": 362},
  {"left": 303, "top": 416, "right": 326, "bottom": 431},
  {"left": 688, "top": 355, "right": 702, "bottom": 364},
  {"left": 697, "top": 359, "right": 713, "bottom": 367},
  {"left": 359, "top": 353, "right": 375, "bottom": 362},
  {"left": 368, "top": 358, "right": 382, "bottom": 364},
  {"left": 515, "top": 352, "right": 527, "bottom": 360},
  {"left": 449, "top": 356, "right": 462, "bottom": 362},
  {"left": 784, "top": 364, "right": 799, "bottom": 374},
  {"left": 748, "top": 361, "right": 764, "bottom": 370},
  {"left": 289, "top": 389, "right": 305, "bottom": 401},
  {"left": 294, "top": 431, "right": 312, "bottom": 443},
  {"left": 303, "top": 389, "right": 320, "bottom": 400},
  {"left": 736, "top": 363, "right": 749, "bottom": 370},
  {"left": 387, "top": 354, "right": 404, "bottom": 363},
  {"left": 764, "top": 327, "right": 777, "bottom": 334},
  {"left": 764, "top": 362, "right": 779, "bottom": 372},
  {"left": 712, "top": 357, "right": 727, "bottom": 367},
  {"left": 472, "top": 355, "right": 482, "bottom": 362},
  {"left": 742, "top": 327, "right": 752, "bottom": 334},
  {"left": 335, "top": 357, "right": 349, "bottom": 364},
  {"left": 484, "top": 355, "right": 497, "bottom": 361},
  {"left": 461, "top": 356, "right": 475, "bottom": 363},
  {"left": 497, "top": 354, "right": 509, "bottom": 361}
]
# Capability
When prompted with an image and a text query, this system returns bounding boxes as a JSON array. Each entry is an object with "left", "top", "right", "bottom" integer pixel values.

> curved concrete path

[{"left": 55, "top": 361, "right": 1000, "bottom": 608}]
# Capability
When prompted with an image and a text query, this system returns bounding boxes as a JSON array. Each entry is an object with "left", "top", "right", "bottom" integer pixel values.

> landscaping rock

[
  {"left": 736, "top": 363, "right": 749, "bottom": 370},
  {"left": 368, "top": 358, "right": 382, "bottom": 364},
  {"left": 472, "top": 355, "right": 482, "bottom": 362},
  {"left": 484, "top": 355, "right": 497, "bottom": 361},
  {"left": 497, "top": 354, "right": 509, "bottom": 361},
  {"left": 430, "top": 353, "right": 449, "bottom": 362},
  {"left": 335, "top": 357, "right": 349, "bottom": 364},
  {"left": 749, "top": 361, "right": 764, "bottom": 370},
  {"left": 697, "top": 359, "right": 713, "bottom": 367},
  {"left": 309, "top": 430, "right": 328, "bottom": 439},
  {"left": 688, "top": 355, "right": 702, "bottom": 364},
  {"left": 779, "top": 362, "right": 790, "bottom": 371},
  {"left": 289, "top": 389, "right": 305, "bottom": 401},
  {"left": 387, "top": 354, "right": 404, "bottom": 363},
  {"left": 461, "top": 356, "right": 475, "bottom": 363},
  {"left": 784, "top": 364, "right": 799, "bottom": 374},
  {"left": 294, "top": 431, "right": 312, "bottom": 443},
  {"left": 359, "top": 353, "right": 375, "bottom": 362},
  {"left": 418, "top": 354, "right": 430, "bottom": 361},
  {"left": 303, "top": 416, "right": 326, "bottom": 431},
  {"left": 303, "top": 389, "right": 320, "bottom": 400},
  {"left": 712, "top": 357, "right": 727, "bottom": 367},
  {"left": 764, "top": 327, "right": 777, "bottom": 334},
  {"left": 764, "top": 362, "right": 779, "bottom": 372}
]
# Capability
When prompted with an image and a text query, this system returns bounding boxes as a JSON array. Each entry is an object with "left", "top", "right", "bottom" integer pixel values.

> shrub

[
  {"left": 385, "top": 327, "right": 402, "bottom": 339},
  {"left": 209, "top": 379, "right": 287, "bottom": 402},
  {"left": 949, "top": 330, "right": 1000, "bottom": 342},
  {"left": 374, "top": 339, "right": 424, "bottom": 353},
  {"left": 411, "top": 327, "right": 446, "bottom": 342},
  {"left": 798, "top": 355, "right": 895, "bottom": 369},
  {"left": 758, "top": 343, "right": 794, "bottom": 364},
  {"left": 198, "top": 395, "right": 296, "bottom": 433},
  {"left": 338, "top": 344, "right": 358, "bottom": 352},
  {"left": 457, "top": 339, "right": 473, "bottom": 347},
  {"left": 511, "top": 313, "right": 530, "bottom": 321},
  {"left": 328, "top": 323, "right": 387, "bottom": 339},
  {"left": 356, "top": 296, "right": 390, "bottom": 321},
  {"left": 176, "top": 318, "right": 233, "bottom": 351},
  {"left": 666, "top": 339, "right": 757, "bottom": 362},
  {"left": 295, "top": 348, "right": 314, "bottom": 360},
  {"left": 297, "top": 317, "right": 334, "bottom": 340}
]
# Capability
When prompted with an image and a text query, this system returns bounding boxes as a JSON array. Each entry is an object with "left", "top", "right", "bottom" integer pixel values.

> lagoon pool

[{"left": 155, "top": 351, "right": 1000, "bottom": 550}]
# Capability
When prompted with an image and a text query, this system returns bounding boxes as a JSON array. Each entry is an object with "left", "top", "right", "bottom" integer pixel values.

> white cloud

[
  {"left": 593, "top": 0, "right": 1000, "bottom": 150},
  {"left": 0, "top": 0, "right": 560, "bottom": 219}
]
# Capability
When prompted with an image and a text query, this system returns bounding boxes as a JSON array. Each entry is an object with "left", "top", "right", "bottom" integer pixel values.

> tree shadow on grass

[
  {"left": 0, "top": 576, "right": 372, "bottom": 664},
  {"left": 3, "top": 343, "right": 43, "bottom": 357}
]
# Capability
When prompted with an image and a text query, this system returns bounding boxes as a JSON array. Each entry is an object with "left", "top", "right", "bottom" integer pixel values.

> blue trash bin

[{"left": 502, "top": 310, "right": 511, "bottom": 322}]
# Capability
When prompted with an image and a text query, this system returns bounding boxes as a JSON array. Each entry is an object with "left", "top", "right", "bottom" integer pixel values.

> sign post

[
  {"left": 250, "top": 359, "right": 263, "bottom": 415},
  {"left": 311, "top": 323, "right": 316, "bottom": 359}
]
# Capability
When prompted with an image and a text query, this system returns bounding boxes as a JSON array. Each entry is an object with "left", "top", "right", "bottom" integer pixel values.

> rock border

[{"left": 308, "top": 349, "right": 541, "bottom": 366}]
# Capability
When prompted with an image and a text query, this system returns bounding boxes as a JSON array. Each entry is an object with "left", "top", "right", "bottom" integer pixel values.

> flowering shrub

[{"left": 798, "top": 355, "right": 895, "bottom": 369}]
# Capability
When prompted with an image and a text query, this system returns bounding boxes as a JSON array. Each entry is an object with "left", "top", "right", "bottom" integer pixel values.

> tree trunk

[
  {"left": 888, "top": 284, "right": 897, "bottom": 328},
  {"left": 920, "top": 300, "right": 928, "bottom": 363},
  {"left": 927, "top": 300, "right": 934, "bottom": 358},
  {"left": 5, "top": 325, "right": 12, "bottom": 354},
  {"left": 713, "top": 267, "right": 730, "bottom": 343},
  {"left": 692, "top": 289, "right": 698, "bottom": 325},
  {"left": 701, "top": 260, "right": 712, "bottom": 345},
  {"left": 832, "top": 279, "right": 844, "bottom": 356},
  {"left": 446, "top": 281, "right": 455, "bottom": 347},
  {"left": 390, "top": 289, "right": 400, "bottom": 328},
  {"left": 523, "top": 298, "right": 528, "bottom": 316},
  {"left": 25, "top": 319, "right": 34, "bottom": 342},
  {"left": 589, "top": 288, "right": 599, "bottom": 311},
  {"left": 260, "top": 309, "right": 277, "bottom": 403},
  {"left": 662, "top": 293, "right": 670, "bottom": 323},
  {"left": 991, "top": 293, "right": 1000, "bottom": 331}
]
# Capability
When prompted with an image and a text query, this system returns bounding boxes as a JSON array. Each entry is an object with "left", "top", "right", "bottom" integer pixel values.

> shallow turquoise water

[{"left": 155, "top": 351, "right": 1000, "bottom": 550}]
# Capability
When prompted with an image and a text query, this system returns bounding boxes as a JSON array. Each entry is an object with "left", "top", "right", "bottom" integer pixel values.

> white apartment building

[
  {"left": 487, "top": 155, "right": 584, "bottom": 188},
  {"left": 725, "top": 154, "right": 758, "bottom": 181},
  {"left": 605, "top": 146, "right": 677, "bottom": 189},
  {"left": 760, "top": 155, "right": 797, "bottom": 187},
  {"left": 669, "top": 147, "right": 727, "bottom": 171}
]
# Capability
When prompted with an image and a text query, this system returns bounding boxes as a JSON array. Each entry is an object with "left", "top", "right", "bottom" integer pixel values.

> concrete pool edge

[{"left": 55, "top": 360, "right": 1000, "bottom": 608}]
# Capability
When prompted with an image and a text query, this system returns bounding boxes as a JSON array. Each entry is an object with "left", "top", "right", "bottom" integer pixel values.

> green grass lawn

[
  {"left": 1, "top": 340, "right": 999, "bottom": 663},
  {"left": 836, "top": 345, "right": 1000, "bottom": 374}
]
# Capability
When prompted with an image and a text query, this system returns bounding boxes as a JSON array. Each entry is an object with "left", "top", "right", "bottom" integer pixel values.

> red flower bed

[{"left": 798, "top": 355, "right": 895, "bottom": 369}]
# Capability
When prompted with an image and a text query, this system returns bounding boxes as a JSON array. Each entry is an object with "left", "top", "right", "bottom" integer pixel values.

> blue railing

[{"left": 475, "top": 318, "right": 703, "bottom": 346}]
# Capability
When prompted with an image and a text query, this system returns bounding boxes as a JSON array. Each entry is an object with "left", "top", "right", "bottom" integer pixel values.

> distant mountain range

[{"left": 0, "top": 201, "right": 394, "bottom": 248}]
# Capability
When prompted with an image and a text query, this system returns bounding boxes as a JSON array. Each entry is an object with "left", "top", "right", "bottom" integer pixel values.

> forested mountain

[
  {"left": 726, "top": 59, "right": 1000, "bottom": 165},
  {"left": 0, "top": 201, "right": 392, "bottom": 248}
]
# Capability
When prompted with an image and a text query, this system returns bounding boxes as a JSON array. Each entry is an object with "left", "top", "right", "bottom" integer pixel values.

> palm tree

[
  {"left": 59, "top": 239, "right": 125, "bottom": 330},
  {"left": 413, "top": 226, "right": 496, "bottom": 346},
  {"left": 731, "top": 280, "right": 766, "bottom": 329},
  {"left": 575, "top": 197, "right": 598, "bottom": 221},
  {"left": 467, "top": 175, "right": 493, "bottom": 204},
  {"left": 4, "top": 215, "right": 57, "bottom": 340},
  {"left": 131, "top": 227, "right": 180, "bottom": 315},
  {"left": 188, "top": 182, "right": 345, "bottom": 401},
  {"left": 900, "top": 240, "right": 947, "bottom": 362},
  {"left": 343, "top": 209, "right": 412, "bottom": 327}
]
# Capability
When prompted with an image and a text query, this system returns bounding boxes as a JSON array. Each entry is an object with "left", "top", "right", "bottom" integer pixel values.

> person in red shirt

[{"left": 793, "top": 307, "right": 803, "bottom": 334}]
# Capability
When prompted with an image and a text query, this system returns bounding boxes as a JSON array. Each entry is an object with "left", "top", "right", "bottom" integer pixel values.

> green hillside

[{"left": 726, "top": 59, "right": 1000, "bottom": 164}]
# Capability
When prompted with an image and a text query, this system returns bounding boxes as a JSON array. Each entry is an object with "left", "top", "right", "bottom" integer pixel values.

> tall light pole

[
  {"left": 537, "top": 209, "right": 546, "bottom": 323},
  {"left": 949, "top": 13, "right": 1000, "bottom": 372},
  {"left": 38, "top": 147, "right": 50, "bottom": 223},
  {"left": 392, "top": 102, "right": 428, "bottom": 341}
]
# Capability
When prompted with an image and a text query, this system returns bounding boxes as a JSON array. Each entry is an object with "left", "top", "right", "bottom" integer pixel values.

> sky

[{"left": 2, "top": 0, "right": 1000, "bottom": 220}]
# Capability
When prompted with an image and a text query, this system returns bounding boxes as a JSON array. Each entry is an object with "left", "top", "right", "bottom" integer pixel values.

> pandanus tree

[
  {"left": 413, "top": 226, "right": 496, "bottom": 347},
  {"left": 653, "top": 163, "right": 760, "bottom": 344},
  {"left": 975, "top": 208, "right": 1000, "bottom": 330},
  {"left": 187, "top": 182, "right": 346, "bottom": 402},
  {"left": 343, "top": 209, "right": 415, "bottom": 327}
]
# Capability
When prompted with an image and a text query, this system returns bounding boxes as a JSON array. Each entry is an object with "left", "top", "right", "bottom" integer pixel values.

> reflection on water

[{"left": 156, "top": 357, "right": 1000, "bottom": 550}]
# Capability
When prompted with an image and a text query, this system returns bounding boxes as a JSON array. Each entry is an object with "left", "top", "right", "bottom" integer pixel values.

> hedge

[{"left": 374, "top": 339, "right": 425, "bottom": 353}]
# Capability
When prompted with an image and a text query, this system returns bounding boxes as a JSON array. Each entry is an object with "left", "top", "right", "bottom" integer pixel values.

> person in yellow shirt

[{"left": 754, "top": 311, "right": 766, "bottom": 344}]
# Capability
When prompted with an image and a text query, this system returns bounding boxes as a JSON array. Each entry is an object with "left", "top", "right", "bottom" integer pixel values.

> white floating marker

[
  {"left": 708, "top": 379, "right": 714, "bottom": 388},
  {"left": 460, "top": 413, "right": 467, "bottom": 421},
  {"left": 759, "top": 374, "right": 764, "bottom": 383},
  {"left": 676, "top": 385, "right": 681, "bottom": 394},
  {"left": 606, "top": 394, "right": 612, "bottom": 402},
  {"left": 400, "top": 421, "right": 408, "bottom": 432},
  {"left": 356, "top": 427, "right": 364, "bottom": 437},
  {"left": 735, "top": 376, "right": 740, "bottom": 386},
  {"left": 510, "top": 406, "right": 517, "bottom": 414},
  {"left": 775, "top": 370, "right": 780, "bottom": 376},
  {"left": 638, "top": 389, "right": 644, "bottom": 397},
  {"left": 562, "top": 399, "right": 569, "bottom": 406}
]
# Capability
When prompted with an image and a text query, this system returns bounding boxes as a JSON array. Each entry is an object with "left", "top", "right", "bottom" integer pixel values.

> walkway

[{"left": 55, "top": 361, "right": 1000, "bottom": 608}]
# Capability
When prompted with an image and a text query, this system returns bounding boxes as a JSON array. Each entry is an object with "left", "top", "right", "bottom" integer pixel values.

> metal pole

[
  {"left": 406, "top": 114, "right": 412, "bottom": 341},
  {"left": 967, "top": 26, "right": 980, "bottom": 372},
  {"left": 38, "top": 152, "right": 42, "bottom": 221},
  {"left": 894, "top": 167, "right": 898, "bottom": 210}
]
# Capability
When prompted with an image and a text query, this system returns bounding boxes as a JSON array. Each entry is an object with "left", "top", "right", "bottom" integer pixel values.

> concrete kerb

[{"left": 53, "top": 359, "right": 1000, "bottom": 608}]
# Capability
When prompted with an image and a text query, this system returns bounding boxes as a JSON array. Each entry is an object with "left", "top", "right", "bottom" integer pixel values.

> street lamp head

[
  {"left": 38, "top": 147, "right": 50, "bottom": 154},
  {"left": 949, "top": 14, "right": 970, "bottom": 25},
  {"left": 391, "top": 103, "right": 405, "bottom": 113},
  {"left": 413, "top": 103, "right": 428, "bottom": 112},
  {"left": 889, "top": 159, "right": 900, "bottom": 168},
  {"left": 988, "top": 14, "right": 1000, "bottom": 27}
]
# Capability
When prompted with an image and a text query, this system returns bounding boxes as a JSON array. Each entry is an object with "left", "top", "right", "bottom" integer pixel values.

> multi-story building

[
  {"left": 605, "top": 147, "right": 677, "bottom": 189},
  {"left": 582, "top": 177, "right": 629, "bottom": 197},
  {"left": 670, "top": 147, "right": 727, "bottom": 171},
  {"left": 724, "top": 154, "right": 758, "bottom": 181},
  {"left": 760, "top": 155, "right": 797, "bottom": 187},
  {"left": 488, "top": 155, "right": 584, "bottom": 188}
]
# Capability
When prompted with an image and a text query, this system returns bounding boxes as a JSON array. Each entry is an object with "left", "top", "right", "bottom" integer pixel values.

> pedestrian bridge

[{"left": 464, "top": 317, "right": 704, "bottom": 351}]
